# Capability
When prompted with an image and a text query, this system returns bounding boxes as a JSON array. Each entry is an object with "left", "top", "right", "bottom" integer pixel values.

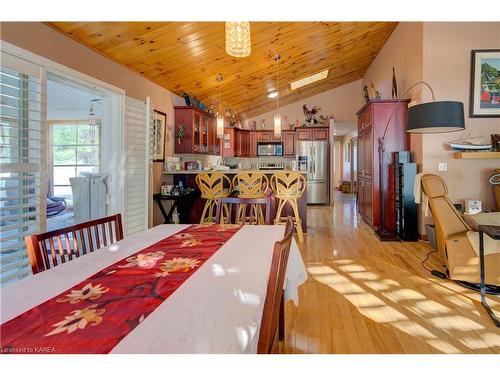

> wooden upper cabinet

[
  {"left": 235, "top": 130, "right": 251, "bottom": 157},
  {"left": 258, "top": 131, "right": 271, "bottom": 141},
  {"left": 272, "top": 132, "right": 282, "bottom": 141},
  {"left": 296, "top": 128, "right": 312, "bottom": 141},
  {"left": 296, "top": 127, "right": 329, "bottom": 141},
  {"left": 283, "top": 131, "right": 295, "bottom": 156},
  {"left": 207, "top": 116, "right": 219, "bottom": 155},
  {"left": 250, "top": 132, "right": 258, "bottom": 157},
  {"left": 174, "top": 106, "right": 215, "bottom": 154},
  {"left": 313, "top": 127, "right": 328, "bottom": 140}
]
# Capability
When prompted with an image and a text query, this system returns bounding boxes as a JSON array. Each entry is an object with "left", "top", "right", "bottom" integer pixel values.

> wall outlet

[{"left": 438, "top": 162, "right": 448, "bottom": 172}]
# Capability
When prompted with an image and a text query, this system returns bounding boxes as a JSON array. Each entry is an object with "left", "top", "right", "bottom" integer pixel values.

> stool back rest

[
  {"left": 215, "top": 196, "right": 272, "bottom": 225},
  {"left": 195, "top": 172, "right": 232, "bottom": 199},
  {"left": 270, "top": 172, "right": 306, "bottom": 200},
  {"left": 232, "top": 172, "right": 269, "bottom": 198}
]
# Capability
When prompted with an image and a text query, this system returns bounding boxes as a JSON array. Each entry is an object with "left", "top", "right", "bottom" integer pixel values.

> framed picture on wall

[
  {"left": 469, "top": 49, "right": 500, "bottom": 118},
  {"left": 152, "top": 110, "right": 167, "bottom": 161}
]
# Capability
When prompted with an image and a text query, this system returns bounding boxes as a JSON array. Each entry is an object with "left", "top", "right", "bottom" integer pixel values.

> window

[{"left": 49, "top": 122, "right": 100, "bottom": 205}]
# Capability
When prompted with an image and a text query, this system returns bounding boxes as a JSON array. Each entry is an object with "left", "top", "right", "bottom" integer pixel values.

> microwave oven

[{"left": 257, "top": 142, "right": 283, "bottom": 156}]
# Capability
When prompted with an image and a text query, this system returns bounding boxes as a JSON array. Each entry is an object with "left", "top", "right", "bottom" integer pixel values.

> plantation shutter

[
  {"left": 0, "top": 52, "right": 46, "bottom": 286},
  {"left": 123, "top": 96, "right": 150, "bottom": 235}
]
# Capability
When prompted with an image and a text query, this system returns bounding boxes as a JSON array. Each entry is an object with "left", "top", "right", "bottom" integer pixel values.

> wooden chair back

[
  {"left": 232, "top": 172, "right": 269, "bottom": 198},
  {"left": 270, "top": 172, "right": 306, "bottom": 200},
  {"left": 25, "top": 214, "right": 123, "bottom": 274},
  {"left": 195, "top": 172, "right": 232, "bottom": 199},
  {"left": 215, "top": 197, "right": 271, "bottom": 225},
  {"left": 257, "top": 217, "right": 294, "bottom": 354}
]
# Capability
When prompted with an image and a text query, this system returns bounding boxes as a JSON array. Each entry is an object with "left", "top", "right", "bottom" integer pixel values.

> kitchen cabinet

[
  {"left": 235, "top": 129, "right": 251, "bottom": 157},
  {"left": 295, "top": 126, "right": 329, "bottom": 141},
  {"left": 250, "top": 131, "right": 258, "bottom": 157},
  {"left": 258, "top": 131, "right": 271, "bottom": 142},
  {"left": 174, "top": 106, "right": 216, "bottom": 154},
  {"left": 207, "top": 116, "right": 219, "bottom": 154},
  {"left": 283, "top": 131, "right": 295, "bottom": 156},
  {"left": 296, "top": 128, "right": 312, "bottom": 141},
  {"left": 257, "top": 130, "right": 282, "bottom": 142},
  {"left": 356, "top": 99, "right": 410, "bottom": 233},
  {"left": 313, "top": 127, "right": 329, "bottom": 140}
]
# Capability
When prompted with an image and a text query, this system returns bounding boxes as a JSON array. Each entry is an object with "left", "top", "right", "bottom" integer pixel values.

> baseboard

[{"left": 419, "top": 233, "right": 428, "bottom": 241}]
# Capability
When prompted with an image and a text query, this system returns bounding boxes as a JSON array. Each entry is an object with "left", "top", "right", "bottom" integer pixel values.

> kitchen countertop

[{"left": 163, "top": 169, "right": 308, "bottom": 175}]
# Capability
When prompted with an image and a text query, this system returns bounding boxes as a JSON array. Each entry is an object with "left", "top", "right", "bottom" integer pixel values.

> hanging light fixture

[
  {"left": 216, "top": 74, "right": 224, "bottom": 139},
  {"left": 225, "top": 22, "right": 251, "bottom": 58},
  {"left": 273, "top": 54, "right": 281, "bottom": 137},
  {"left": 88, "top": 98, "right": 101, "bottom": 144}
]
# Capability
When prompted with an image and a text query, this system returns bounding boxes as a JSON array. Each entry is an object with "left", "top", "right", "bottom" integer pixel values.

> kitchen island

[{"left": 162, "top": 170, "right": 308, "bottom": 233}]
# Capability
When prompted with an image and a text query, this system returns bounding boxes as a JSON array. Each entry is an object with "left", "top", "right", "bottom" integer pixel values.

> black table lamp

[{"left": 376, "top": 81, "right": 465, "bottom": 241}]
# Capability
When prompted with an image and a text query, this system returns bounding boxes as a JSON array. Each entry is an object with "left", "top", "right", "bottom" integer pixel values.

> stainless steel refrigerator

[{"left": 296, "top": 141, "right": 329, "bottom": 204}]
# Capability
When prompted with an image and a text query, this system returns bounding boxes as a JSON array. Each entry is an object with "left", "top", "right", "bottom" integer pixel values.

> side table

[{"left": 478, "top": 224, "right": 500, "bottom": 327}]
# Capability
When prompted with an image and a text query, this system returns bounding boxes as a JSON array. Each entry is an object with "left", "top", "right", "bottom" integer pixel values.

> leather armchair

[{"left": 420, "top": 174, "right": 499, "bottom": 285}]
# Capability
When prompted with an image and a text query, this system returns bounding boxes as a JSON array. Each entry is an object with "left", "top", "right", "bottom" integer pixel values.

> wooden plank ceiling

[{"left": 47, "top": 22, "right": 397, "bottom": 119}]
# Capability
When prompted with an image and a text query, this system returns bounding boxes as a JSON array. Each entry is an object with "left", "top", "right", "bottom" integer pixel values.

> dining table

[{"left": 0, "top": 224, "right": 307, "bottom": 354}]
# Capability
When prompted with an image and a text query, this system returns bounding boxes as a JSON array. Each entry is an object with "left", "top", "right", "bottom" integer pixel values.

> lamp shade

[
  {"left": 217, "top": 115, "right": 224, "bottom": 138},
  {"left": 406, "top": 101, "right": 465, "bottom": 133},
  {"left": 273, "top": 114, "right": 282, "bottom": 137}
]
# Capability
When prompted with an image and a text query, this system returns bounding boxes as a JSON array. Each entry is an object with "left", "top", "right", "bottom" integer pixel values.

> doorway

[{"left": 45, "top": 74, "right": 124, "bottom": 231}]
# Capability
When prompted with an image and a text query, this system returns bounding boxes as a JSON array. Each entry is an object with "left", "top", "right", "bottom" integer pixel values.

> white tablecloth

[{"left": 0, "top": 225, "right": 307, "bottom": 353}]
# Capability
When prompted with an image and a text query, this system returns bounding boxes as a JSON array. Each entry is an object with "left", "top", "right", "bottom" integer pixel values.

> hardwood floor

[{"left": 285, "top": 193, "right": 500, "bottom": 354}]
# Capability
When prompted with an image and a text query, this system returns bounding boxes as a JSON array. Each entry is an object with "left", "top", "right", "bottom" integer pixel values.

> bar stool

[
  {"left": 195, "top": 172, "right": 232, "bottom": 224},
  {"left": 270, "top": 171, "right": 306, "bottom": 242},
  {"left": 232, "top": 172, "right": 269, "bottom": 224}
]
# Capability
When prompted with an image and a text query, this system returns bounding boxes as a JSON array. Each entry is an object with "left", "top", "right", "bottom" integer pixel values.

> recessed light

[
  {"left": 267, "top": 90, "right": 278, "bottom": 99},
  {"left": 290, "top": 70, "right": 329, "bottom": 91}
]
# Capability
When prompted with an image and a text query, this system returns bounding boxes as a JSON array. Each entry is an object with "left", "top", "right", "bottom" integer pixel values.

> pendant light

[
  {"left": 216, "top": 74, "right": 224, "bottom": 139},
  {"left": 225, "top": 22, "right": 251, "bottom": 58},
  {"left": 273, "top": 54, "right": 281, "bottom": 137}
]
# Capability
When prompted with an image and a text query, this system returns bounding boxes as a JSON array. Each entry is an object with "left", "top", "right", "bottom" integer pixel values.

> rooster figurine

[{"left": 303, "top": 104, "right": 321, "bottom": 125}]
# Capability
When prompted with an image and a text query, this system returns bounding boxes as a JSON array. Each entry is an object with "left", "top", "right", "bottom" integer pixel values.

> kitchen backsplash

[{"left": 171, "top": 154, "right": 295, "bottom": 170}]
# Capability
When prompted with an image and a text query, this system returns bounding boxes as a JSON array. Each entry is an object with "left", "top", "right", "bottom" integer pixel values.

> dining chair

[
  {"left": 270, "top": 171, "right": 307, "bottom": 242},
  {"left": 195, "top": 172, "right": 232, "bottom": 224},
  {"left": 25, "top": 214, "right": 123, "bottom": 274},
  {"left": 215, "top": 196, "right": 271, "bottom": 225},
  {"left": 232, "top": 172, "right": 269, "bottom": 224},
  {"left": 257, "top": 216, "right": 294, "bottom": 354}
]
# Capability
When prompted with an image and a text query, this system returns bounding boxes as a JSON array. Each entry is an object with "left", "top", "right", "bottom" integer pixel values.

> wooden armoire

[{"left": 356, "top": 99, "right": 410, "bottom": 233}]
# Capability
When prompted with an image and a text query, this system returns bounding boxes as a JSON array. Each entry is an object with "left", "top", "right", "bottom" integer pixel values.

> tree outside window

[{"left": 50, "top": 122, "right": 100, "bottom": 206}]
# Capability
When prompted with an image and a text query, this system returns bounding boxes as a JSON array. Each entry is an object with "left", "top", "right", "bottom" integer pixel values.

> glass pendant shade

[
  {"left": 217, "top": 115, "right": 224, "bottom": 138},
  {"left": 273, "top": 113, "right": 282, "bottom": 137},
  {"left": 225, "top": 22, "right": 251, "bottom": 57}
]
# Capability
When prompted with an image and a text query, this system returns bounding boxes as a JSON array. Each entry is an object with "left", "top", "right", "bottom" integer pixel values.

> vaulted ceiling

[{"left": 47, "top": 22, "right": 397, "bottom": 119}]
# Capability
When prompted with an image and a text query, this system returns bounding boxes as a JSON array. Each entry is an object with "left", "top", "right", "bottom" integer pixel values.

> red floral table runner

[{"left": 0, "top": 224, "right": 241, "bottom": 354}]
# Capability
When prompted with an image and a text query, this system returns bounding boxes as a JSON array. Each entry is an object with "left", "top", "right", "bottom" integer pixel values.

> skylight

[{"left": 290, "top": 70, "right": 329, "bottom": 90}]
